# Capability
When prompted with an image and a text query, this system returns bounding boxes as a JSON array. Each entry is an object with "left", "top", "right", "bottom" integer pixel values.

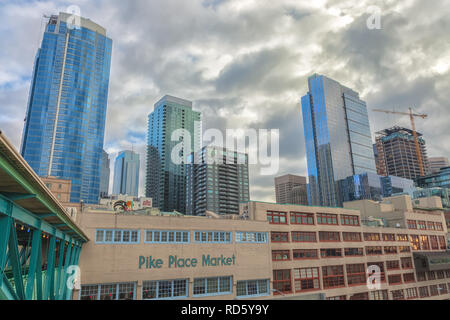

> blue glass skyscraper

[
  {"left": 113, "top": 151, "right": 140, "bottom": 197},
  {"left": 301, "top": 74, "right": 377, "bottom": 207},
  {"left": 21, "top": 13, "right": 112, "bottom": 204}
]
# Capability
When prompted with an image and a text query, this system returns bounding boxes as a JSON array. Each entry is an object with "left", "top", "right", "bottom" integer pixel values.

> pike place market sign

[{"left": 139, "top": 254, "right": 236, "bottom": 269}]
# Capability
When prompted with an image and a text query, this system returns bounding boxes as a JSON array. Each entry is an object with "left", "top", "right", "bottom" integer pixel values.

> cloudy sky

[{"left": 0, "top": 0, "right": 449, "bottom": 201}]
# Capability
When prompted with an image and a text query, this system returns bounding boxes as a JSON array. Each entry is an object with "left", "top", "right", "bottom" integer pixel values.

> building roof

[{"left": 0, "top": 131, "right": 88, "bottom": 242}]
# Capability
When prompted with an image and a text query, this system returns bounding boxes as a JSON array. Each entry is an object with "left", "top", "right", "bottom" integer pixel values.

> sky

[{"left": 0, "top": 0, "right": 449, "bottom": 202}]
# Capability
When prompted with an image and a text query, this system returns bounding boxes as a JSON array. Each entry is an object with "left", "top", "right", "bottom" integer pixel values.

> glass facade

[
  {"left": 21, "top": 13, "right": 112, "bottom": 204},
  {"left": 301, "top": 74, "right": 376, "bottom": 207},
  {"left": 112, "top": 150, "right": 140, "bottom": 197},
  {"left": 146, "top": 96, "right": 202, "bottom": 213},
  {"left": 99, "top": 150, "right": 110, "bottom": 198}
]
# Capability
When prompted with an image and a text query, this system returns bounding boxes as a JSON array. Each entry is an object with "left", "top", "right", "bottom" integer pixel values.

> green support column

[
  {"left": 44, "top": 236, "right": 56, "bottom": 300},
  {"left": 58, "top": 240, "right": 72, "bottom": 300},
  {"left": 54, "top": 239, "right": 65, "bottom": 299},
  {"left": 64, "top": 244, "right": 78, "bottom": 300},
  {"left": 25, "top": 228, "right": 42, "bottom": 300},
  {"left": 35, "top": 234, "right": 43, "bottom": 300},
  {"left": 8, "top": 219, "right": 26, "bottom": 299},
  {"left": 0, "top": 214, "right": 12, "bottom": 272}
]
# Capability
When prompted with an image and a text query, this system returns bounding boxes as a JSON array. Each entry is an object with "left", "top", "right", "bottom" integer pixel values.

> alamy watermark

[{"left": 366, "top": 6, "right": 382, "bottom": 30}]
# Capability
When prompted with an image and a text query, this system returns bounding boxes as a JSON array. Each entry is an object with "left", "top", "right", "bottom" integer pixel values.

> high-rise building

[
  {"left": 20, "top": 12, "right": 112, "bottom": 204},
  {"left": 274, "top": 174, "right": 308, "bottom": 205},
  {"left": 146, "top": 95, "right": 201, "bottom": 213},
  {"left": 428, "top": 157, "right": 449, "bottom": 174},
  {"left": 186, "top": 146, "right": 250, "bottom": 216},
  {"left": 416, "top": 167, "right": 450, "bottom": 190},
  {"left": 301, "top": 74, "right": 377, "bottom": 207},
  {"left": 113, "top": 151, "right": 140, "bottom": 197},
  {"left": 99, "top": 150, "right": 110, "bottom": 198},
  {"left": 375, "top": 126, "right": 429, "bottom": 180}
]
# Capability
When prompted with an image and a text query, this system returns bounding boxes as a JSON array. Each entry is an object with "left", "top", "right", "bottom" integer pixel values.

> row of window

[
  {"left": 272, "top": 249, "right": 415, "bottom": 262},
  {"left": 267, "top": 211, "right": 360, "bottom": 226},
  {"left": 95, "top": 229, "right": 268, "bottom": 244},
  {"left": 270, "top": 231, "right": 447, "bottom": 250},
  {"left": 417, "top": 270, "right": 450, "bottom": 281},
  {"left": 407, "top": 220, "right": 444, "bottom": 231},
  {"left": 273, "top": 264, "right": 421, "bottom": 294},
  {"left": 80, "top": 277, "right": 270, "bottom": 300}
]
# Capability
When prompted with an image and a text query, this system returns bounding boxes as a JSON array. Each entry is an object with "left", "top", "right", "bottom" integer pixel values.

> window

[
  {"left": 341, "top": 215, "right": 359, "bottom": 226},
  {"left": 80, "top": 283, "right": 136, "bottom": 300},
  {"left": 446, "top": 270, "right": 450, "bottom": 278},
  {"left": 438, "top": 283, "right": 448, "bottom": 295},
  {"left": 236, "top": 280, "right": 269, "bottom": 298},
  {"left": 420, "top": 235, "right": 430, "bottom": 250},
  {"left": 438, "top": 236, "right": 446, "bottom": 250},
  {"left": 320, "top": 248, "right": 342, "bottom": 258},
  {"left": 273, "top": 270, "right": 291, "bottom": 294},
  {"left": 405, "top": 287, "right": 418, "bottom": 299},
  {"left": 396, "top": 234, "right": 409, "bottom": 242},
  {"left": 391, "top": 289, "right": 404, "bottom": 300},
  {"left": 398, "top": 246, "right": 411, "bottom": 253},
  {"left": 386, "top": 260, "right": 400, "bottom": 270},
  {"left": 235, "top": 232, "right": 267, "bottom": 243},
  {"left": 267, "top": 211, "right": 287, "bottom": 224},
  {"left": 293, "top": 267, "right": 320, "bottom": 292},
  {"left": 346, "top": 264, "right": 366, "bottom": 286},
  {"left": 319, "top": 231, "right": 340, "bottom": 242},
  {"left": 403, "top": 273, "right": 415, "bottom": 283},
  {"left": 419, "top": 286, "right": 429, "bottom": 298},
  {"left": 409, "top": 235, "right": 420, "bottom": 250},
  {"left": 369, "top": 290, "right": 388, "bottom": 300},
  {"left": 271, "top": 232, "right": 289, "bottom": 243},
  {"left": 427, "top": 221, "right": 435, "bottom": 230},
  {"left": 436, "top": 270, "right": 445, "bottom": 279},
  {"left": 290, "top": 212, "right": 314, "bottom": 225},
  {"left": 366, "top": 246, "right": 383, "bottom": 255},
  {"left": 316, "top": 213, "right": 338, "bottom": 225},
  {"left": 401, "top": 257, "right": 413, "bottom": 269},
  {"left": 327, "top": 295, "right": 346, "bottom": 300},
  {"left": 349, "top": 292, "right": 369, "bottom": 300},
  {"left": 382, "top": 233, "right": 395, "bottom": 241},
  {"left": 293, "top": 249, "right": 318, "bottom": 260},
  {"left": 417, "top": 221, "right": 427, "bottom": 230},
  {"left": 342, "top": 232, "right": 362, "bottom": 242},
  {"left": 367, "top": 262, "right": 385, "bottom": 282},
  {"left": 429, "top": 285, "right": 439, "bottom": 296},
  {"left": 193, "top": 276, "right": 232, "bottom": 297},
  {"left": 384, "top": 246, "right": 397, "bottom": 254},
  {"left": 417, "top": 272, "right": 426, "bottom": 282},
  {"left": 388, "top": 274, "right": 402, "bottom": 285},
  {"left": 272, "top": 250, "right": 290, "bottom": 261},
  {"left": 428, "top": 271, "right": 436, "bottom": 280},
  {"left": 344, "top": 248, "right": 364, "bottom": 257},
  {"left": 95, "top": 229, "right": 139, "bottom": 244},
  {"left": 435, "top": 222, "right": 444, "bottom": 231},
  {"left": 322, "top": 265, "right": 345, "bottom": 289},
  {"left": 291, "top": 231, "right": 316, "bottom": 242},
  {"left": 364, "top": 233, "right": 380, "bottom": 241},
  {"left": 147, "top": 230, "right": 190, "bottom": 244},
  {"left": 407, "top": 220, "right": 417, "bottom": 229},
  {"left": 430, "top": 235, "right": 439, "bottom": 250}
]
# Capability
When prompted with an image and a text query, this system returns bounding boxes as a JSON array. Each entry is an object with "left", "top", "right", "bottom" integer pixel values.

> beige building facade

[{"left": 73, "top": 195, "right": 450, "bottom": 300}]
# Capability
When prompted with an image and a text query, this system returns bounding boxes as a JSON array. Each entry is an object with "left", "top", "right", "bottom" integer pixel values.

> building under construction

[{"left": 375, "top": 126, "right": 430, "bottom": 180}]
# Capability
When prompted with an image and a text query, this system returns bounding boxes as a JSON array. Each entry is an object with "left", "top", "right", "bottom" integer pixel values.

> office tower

[
  {"left": 112, "top": 150, "right": 140, "bottom": 197},
  {"left": 428, "top": 157, "right": 449, "bottom": 174},
  {"left": 274, "top": 174, "right": 308, "bottom": 205},
  {"left": 301, "top": 74, "right": 377, "bottom": 207},
  {"left": 375, "top": 126, "right": 429, "bottom": 180},
  {"left": 186, "top": 146, "right": 249, "bottom": 216},
  {"left": 99, "top": 150, "right": 110, "bottom": 199},
  {"left": 20, "top": 12, "right": 112, "bottom": 204},
  {"left": 146, "top": 95, "right": 201, "bottom": 213}
]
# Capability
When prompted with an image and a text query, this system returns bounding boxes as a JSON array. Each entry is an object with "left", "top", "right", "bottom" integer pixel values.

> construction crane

[{"left": 372, "top": 108, "right": 428, "bottom": 176}]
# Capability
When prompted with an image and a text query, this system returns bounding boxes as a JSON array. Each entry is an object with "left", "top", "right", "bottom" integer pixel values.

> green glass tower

[{"left": 145, "top": 95, "right": 202, "bottom": 213}]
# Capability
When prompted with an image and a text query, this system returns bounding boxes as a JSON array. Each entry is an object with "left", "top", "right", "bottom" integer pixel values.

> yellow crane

[{"left": 372, "top": 108, "right": 428, "bottom": 176}]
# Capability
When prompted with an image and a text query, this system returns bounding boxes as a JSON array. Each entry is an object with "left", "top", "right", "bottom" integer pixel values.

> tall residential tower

[
  {"left": 301, "top": 74, "right": 376, "bottom": 207},
  {"left": 21, "top": 12, "right": 112, "bottom": 204},
  {"left": 145, "top": 95, "right": 201, "bottom": 213}
]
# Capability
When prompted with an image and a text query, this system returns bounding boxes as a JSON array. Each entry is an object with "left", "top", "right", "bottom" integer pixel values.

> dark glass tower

[
  {"left": 21, "top": 13, "right": 112, "bottom": 204},
  {"left": 145, "top": 95, "right": 202, "bottom": 213},
  {"left": 301, "top": 74, "right": 376, "bottom": 207}
]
